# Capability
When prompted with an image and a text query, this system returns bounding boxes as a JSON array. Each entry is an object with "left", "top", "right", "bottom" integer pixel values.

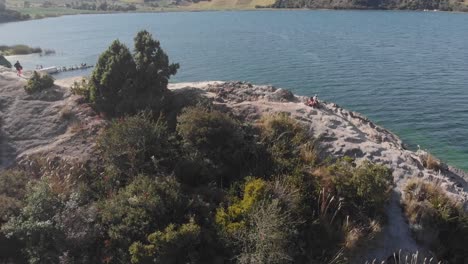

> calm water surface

[{"left": 1, "top": 10, "right": 467, "bottom": 170}]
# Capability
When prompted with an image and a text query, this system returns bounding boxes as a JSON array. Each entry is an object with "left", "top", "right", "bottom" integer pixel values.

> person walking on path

[{"left": 14, "top": 61, "right": 23, "bottom": 76}]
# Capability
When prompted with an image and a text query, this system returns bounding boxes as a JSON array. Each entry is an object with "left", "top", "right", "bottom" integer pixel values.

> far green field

[
  {"left": 11, "top": 7, "right": 99, "bottom": 18},
  {"left": 5, "top": 0, "right": 275, "bottom": 19}
]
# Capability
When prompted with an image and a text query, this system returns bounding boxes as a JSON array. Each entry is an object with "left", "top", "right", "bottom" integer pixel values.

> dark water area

[{"left": 1, "top": 10, "right": 467, "bottom": 170}]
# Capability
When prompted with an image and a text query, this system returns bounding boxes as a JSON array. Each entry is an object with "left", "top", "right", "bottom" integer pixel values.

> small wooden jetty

[{"left": 37, "top": 64, "right": 93, "bottom": 75}]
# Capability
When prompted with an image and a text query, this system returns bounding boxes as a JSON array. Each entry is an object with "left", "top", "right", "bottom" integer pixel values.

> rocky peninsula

[{"left": 1, "top": 67, "right": 467, "bottom": 262}]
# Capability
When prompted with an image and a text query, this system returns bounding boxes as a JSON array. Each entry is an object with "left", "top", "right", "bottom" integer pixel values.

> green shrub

[
  {"left": 98, "top": 112, "right": 178, "bottom": 187},
  {"left": 70, "top": 77, "right": 90, "bottom": 101},
  {"left": 177, "top": 106, "right": 242, "bottom": 154},
  {"left": 177, "top": 106, "right": 251, "bottom": 185},
  {"left": 216, "top": 178, "right": 268, "bottom": 234},
  {"left": 1, "top": 177, "right": 102, "bottom": 264},
  {"left": 129, "top": 219, "right": 201, "bottom": 264},
  {"left": 258, "top": 113, "right": 314, "bottom": 174},
  {"left": 404, "top": 180, "right": 468, "bottom": 263},
  {"left": 1, "top": 179, "right": 65, "bottom": 263},
  {"left": 329, "top": 159, "right": 393, "bottom": 218},
  {"left": 99, "top": 175, "right": 187, "bottom": 262},
  {"left": 24, "top": 71, "right": 54, "bottom": 94},
  {"left": 0, "top": 170, "right": 29, "bottom": 223},
  {"left": 0, "top": 170, "right": 29, "bottom": 263},
  {"left": 236, "top": 199, "right": 295, "bottom": 264}
]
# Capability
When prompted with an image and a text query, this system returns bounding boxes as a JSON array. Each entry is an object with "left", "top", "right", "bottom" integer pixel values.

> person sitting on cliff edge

[{"left": 306, "top": 94, "right": 319, "bottom": 108}]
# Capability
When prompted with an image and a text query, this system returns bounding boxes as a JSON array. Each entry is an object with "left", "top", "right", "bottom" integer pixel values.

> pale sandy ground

[
  {"left": 0, "top": 69, "right": 105, "bottom": 168},
  {"left": 1, "top": 70, "right": 467, "bottom": 262}
]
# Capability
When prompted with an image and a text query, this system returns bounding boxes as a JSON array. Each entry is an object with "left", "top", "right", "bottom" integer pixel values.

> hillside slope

[
  {"left": 265, "top": 0, "right": 468, "bottom": 11},
  {"left": 180, "top": 0, "right": 275, "bottom": 10},
  {"left": 0, "top": 67, "right": 104, "bottom": 170}
]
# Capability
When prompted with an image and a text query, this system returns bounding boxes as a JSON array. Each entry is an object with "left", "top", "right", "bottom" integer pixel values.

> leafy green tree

[
  {"left": 129, "top": 219, "right": 201, "bottom": 264},
  {"left": 89, "top": 40, "right": 136, "bottom": 116},
  {"left": 88, "top": 30, "right": 179, "bottom": 116},
  {"left": 133, "top": 30, "right": 179, "bottom": 97}
]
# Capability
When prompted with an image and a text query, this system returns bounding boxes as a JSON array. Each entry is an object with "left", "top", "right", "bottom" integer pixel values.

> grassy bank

[
  {"left": 10, "top": 7, "right": 100, "bottom": 19},
  {"left": 0, "top": 45, "right": 42, "bottom": 55}
]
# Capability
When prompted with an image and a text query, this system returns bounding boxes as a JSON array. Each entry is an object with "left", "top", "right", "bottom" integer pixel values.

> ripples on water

[{"left": 1, "top": 10, "right": 467, "bottom": 170}]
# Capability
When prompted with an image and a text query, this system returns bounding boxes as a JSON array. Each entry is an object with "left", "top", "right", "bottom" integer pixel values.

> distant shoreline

[{"left": 2, "top": 6, "right": 468, "bottom": 24}]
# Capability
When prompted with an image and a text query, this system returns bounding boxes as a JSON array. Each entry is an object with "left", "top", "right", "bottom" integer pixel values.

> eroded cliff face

[{"left": 170, "top": 81, "right": 468, "bottom": 262}]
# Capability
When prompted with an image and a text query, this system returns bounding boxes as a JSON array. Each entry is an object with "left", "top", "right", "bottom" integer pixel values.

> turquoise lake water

[{"left": 1, "top": 10, "right": 467, "bottom": 170}]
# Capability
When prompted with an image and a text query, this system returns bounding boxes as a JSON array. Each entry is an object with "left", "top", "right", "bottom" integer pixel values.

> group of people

[{"left": 306, "top": 94, "right": 319, "bottom": 108}]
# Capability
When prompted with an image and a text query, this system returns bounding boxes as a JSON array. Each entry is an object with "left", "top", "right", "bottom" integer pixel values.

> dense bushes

[
  {"left": 403, "top": 180, "right": 468, "bottom": 263},
  {"left": 99, "top": 175, "right": 187, "bottom": 263},
  {"left": 129, "top": 219, "right": 202, "bottom": 264},
  {"left": 2, "top": 177, "right": 101, "bottom": 264},
  {"left": 0, "top": 170, "right": 29, "bottom": 223},
  {"left": 24, "top": 71, "right": 54, "bottom": 94},
  {"left": 1, "top": 105, "right": 400, "bottom": 263},
  {"left": 97, "top": 112, "right": 178, "bottom": 187},
  {"left": 177, "top": 106, "right": 257, "bottom": 185},
  {"left": 0, "top": 170, "right": 29, "bottom": 262}
]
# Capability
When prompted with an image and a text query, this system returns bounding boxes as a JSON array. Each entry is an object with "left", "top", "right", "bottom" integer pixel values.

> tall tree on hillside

[
  {"left": 132, "top": 30, "right": 179, "bottom": 112},
  {"left": 134, "top": 30, "right": 179, "bottom": 93},
  {"left": 89, "top": 40, "right": 136, "bottom": 116},
  {"left": 88, "top": 30, "right": 179, "bottom": 116}
]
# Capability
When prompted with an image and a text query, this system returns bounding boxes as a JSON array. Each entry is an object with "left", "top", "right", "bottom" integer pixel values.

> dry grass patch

[
  {"left": 69, "top": 120, "right": 84, "bottom": 133},
  {"left": 60, "top": 105, "right": 74, "bottom": 120},
  {"left": 403, "top": 179, "right": 468, "bottom": 263}
]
